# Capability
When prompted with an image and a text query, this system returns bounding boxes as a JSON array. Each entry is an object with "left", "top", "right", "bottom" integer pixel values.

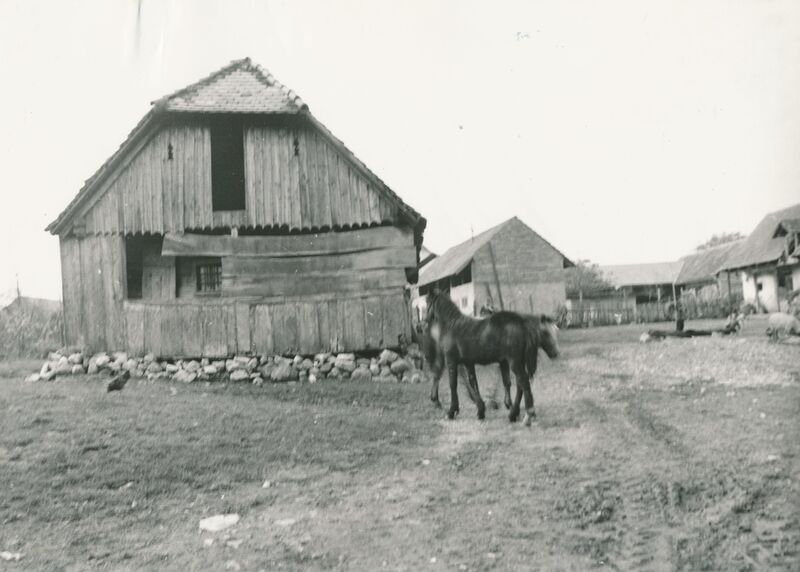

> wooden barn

[
  {"left": 413, "top": 217, "right": 572, "bottom": 319},
  {"left": 47, "top": 58, "right": 426, "bottom": 357}
]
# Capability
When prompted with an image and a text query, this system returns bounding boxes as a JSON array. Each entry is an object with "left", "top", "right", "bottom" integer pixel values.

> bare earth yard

[{"left": 1, "top": 316, "right": 798, "bottom": 571}]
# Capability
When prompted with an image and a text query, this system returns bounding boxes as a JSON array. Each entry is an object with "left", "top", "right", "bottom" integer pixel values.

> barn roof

[
  {"left": 721, "top": 203, "right": 800, "bottom": 270},
  {"left": 601, "top": 261, "right": 684, "bottom": 288},
  {"left": 418, "top": 217, "right": 572, "bottom": 287},
  {"left": 676, "top": 240, "right": 744, "bottom": 285},
  {"left": 46, "top": 58, "right": 425, "bottom": 238}
]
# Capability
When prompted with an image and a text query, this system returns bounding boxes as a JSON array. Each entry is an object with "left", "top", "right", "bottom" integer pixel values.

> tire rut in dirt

[{"left": 598, "top": 393, "right": 692, "bottom": 570}]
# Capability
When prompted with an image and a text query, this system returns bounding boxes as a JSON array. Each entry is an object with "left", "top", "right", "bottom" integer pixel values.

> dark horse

[{"left": 424, "top": 291, "right": 549, "bottom": 425}]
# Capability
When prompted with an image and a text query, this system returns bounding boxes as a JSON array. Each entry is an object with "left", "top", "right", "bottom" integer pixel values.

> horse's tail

[{"left": 523, "top": 318, "right": 538, "bottom": 379}]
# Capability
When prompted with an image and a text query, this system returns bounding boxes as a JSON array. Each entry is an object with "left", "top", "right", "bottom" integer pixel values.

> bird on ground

[{"left": 107, "top": 370, "right": 130, "bottom": 392}]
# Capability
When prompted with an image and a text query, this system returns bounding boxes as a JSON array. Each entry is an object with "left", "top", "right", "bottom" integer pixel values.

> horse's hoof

[
  {"left": 504, "top": 399, "right": 512, "bottom": 410},
  {"left": 431, "top": 399, "right": 442, "bottom": 409},
  {"left": 523, "top": 414, "right": 532, "bottom": 427},
  {"left": 477, "top": 409, "right": 485, "bottom": 420},
  {"left": 447, "top": 410, "right": 458, "bottom": 420},
  {"left": 509, "top": 412, "right": 519, "bottom": 423}
]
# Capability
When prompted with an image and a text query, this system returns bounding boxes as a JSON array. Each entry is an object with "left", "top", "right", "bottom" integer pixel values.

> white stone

[
  {"left": 230, "top": 370, "right": 250, "bottom": 382},
  {"left": 199, "top": 513, "right": 240, "bottom": 532}
]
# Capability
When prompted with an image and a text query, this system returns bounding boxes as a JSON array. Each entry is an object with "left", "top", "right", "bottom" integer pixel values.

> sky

[{"left": 1, "top": 0, "right": 798, "bottom": 300}]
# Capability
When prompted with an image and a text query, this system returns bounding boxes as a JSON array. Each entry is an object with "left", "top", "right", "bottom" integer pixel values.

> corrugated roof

[
  {"left": 721, "top": 203, "right": 800, "bottom": 270},
  {"left": 46, "top": 58, "right": 425, "bottom": 238},
  {"left": 601, "top": 261, "right": 684, "bottom": 288},
  {"left": 676, "top": 240, "right": 744, "bottom": 285}
]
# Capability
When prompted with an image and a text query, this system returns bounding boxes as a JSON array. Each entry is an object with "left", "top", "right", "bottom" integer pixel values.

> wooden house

[
  {"left": 413, "top": 217, "right": 572, "bottom": 319},
  {"left": 719, "top": 203, "right": 800, "bottom": 312},
  {"left": 47, "top": 58, "right": 426, "bottom": 357}
]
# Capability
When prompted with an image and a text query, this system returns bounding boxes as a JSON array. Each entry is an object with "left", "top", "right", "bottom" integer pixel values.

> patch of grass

[{"left": 0, "top": 377, "right": 439, "bottom": 569}]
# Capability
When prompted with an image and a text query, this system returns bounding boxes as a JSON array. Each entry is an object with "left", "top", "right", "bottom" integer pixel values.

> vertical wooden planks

[
  {"left": 125, "top": 303, "right": 145, "bottom": 356},
  {"left": 296, "top": 302, "right": 319, "bottom": 354},
  {"left": 326, "top": 143, "right": 341, "bottom": 228},
  {"left": 180, "top": 304, "right": 203, "bottom": 357},
  {"left": 160, "top": 304, "right": 182, "bottom": 356},
  {"left": 143, "top": 304, "right": 162, "bottom": 356},
  {"left": 59, "top": 238, "right": 83, "bottom": 347},
  {"left": 341, "top": 298, "right": 365, "bottom": 351},
  {"left": 297, "top": 128, "right": 311, "bottom": 227},
  {"left": 363, "top": 296, "right": 383, "bottom": 349},
  {"left": 271, "top": 302, "right": 299, "bottom": 355},
  {"left": 235, "top": 302, "right": 252, "bottom": 354},
  {"left": 202, "top": 305, "right": 229, "bottom": 357},
  {"left": 316, "top": 300, "right": 331, "bottom": 352},
  {"left": 251, "top": 304, "right": 274, "bottom": 355},
  {"left": 99, "top": 237, "right": 117, "bottom": 350}
]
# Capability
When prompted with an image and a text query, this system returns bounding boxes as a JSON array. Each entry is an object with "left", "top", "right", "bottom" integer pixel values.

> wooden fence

[{"left": 562, "top": 296, "right": 737, "bottom": 328}]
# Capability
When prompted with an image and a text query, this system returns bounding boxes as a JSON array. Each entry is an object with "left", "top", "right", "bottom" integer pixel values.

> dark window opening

[
  {"left": 293, "top": 136, "right": 300, "bottom": 157},
  {"left": 196, "top": 260, "right": 222, "bottom": 293},
  {"left": 211, "top": 118, "right": 245, "bottom": 211},
  {"left": 167, "top": 142, "right": 173, "bottom": 160},
  {"left": 125, "top": 238, "right": 144, "bottom": 299}
]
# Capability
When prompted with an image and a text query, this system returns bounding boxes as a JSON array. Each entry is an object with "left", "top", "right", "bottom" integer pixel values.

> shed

[
  {"left": 719, "top": 203, "right": 800, "bottom": 312},
  {"left": 675, "top": 240, "right": 744, "bottom": 299},
  {"left": 47, "top": 58, "right": 426, "bottom": 357},
  {"left": 414, "top": 217, "right": 572, "bottom": 318},
  {"left": 600, "top": 261, "right": 684, "bottom": 304}
]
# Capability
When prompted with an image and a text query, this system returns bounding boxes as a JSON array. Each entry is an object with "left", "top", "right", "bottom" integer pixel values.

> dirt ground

[{"left": 1, "top": 315, "right": 798, "bottom": 571}]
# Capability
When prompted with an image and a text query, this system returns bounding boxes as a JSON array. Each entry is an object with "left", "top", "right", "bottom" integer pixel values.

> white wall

[
  {"left": 741, "top": 270, "right": 780, "bottom": 312},
  {"left": 450, "top": 283, "right": 475, "bottom": 316}
]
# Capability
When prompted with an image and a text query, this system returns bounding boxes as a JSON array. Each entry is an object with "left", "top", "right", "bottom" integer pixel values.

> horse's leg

[
  {"left": 499, "top": 360, "right": 513, "bottom": 410},
  {"left": 429, "top": 354, "right": 443, "bottom": 408},
  {"left": 514, "top": 363, "right": 536, "bottom": 427},
  {"left": 465, "top": 364, "right": 486, "bottom": 420},
  {"left": 509, "top": 366, "right": 523, "bottom": 423},
  {"left": 446, "top": 359, "right": 460, "bottom": 420}
]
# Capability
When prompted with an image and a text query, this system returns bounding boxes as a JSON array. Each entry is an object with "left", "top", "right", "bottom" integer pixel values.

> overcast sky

[{"left": 1, "top": 0, "right": 798, "bottom": 300}]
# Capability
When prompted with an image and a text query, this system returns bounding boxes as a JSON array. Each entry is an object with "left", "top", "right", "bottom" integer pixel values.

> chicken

[{"left": 106, "top": 369, "right": 130, "bottom": 392}]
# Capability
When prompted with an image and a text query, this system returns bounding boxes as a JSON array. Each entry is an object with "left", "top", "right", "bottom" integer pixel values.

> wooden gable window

[
  {"left": 196, "top": 259, "right": 222, "bottom": 293},
  {"left": 210, "top": 118, "right": 246, "bottom": 211}
]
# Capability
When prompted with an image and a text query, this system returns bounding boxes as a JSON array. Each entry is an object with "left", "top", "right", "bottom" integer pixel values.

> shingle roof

[
  {"left": 46, "top": 58, "right": 425, "bottom": 238},
  {"left": 601, "top": 261, "right": 684, "bottom": 288},
  {"left": 676, "top": 240, "right": 744, "bottom": 285},
  {"left": 721, "top": 203, "right": 800, "bottom": 270},
  {"left": 418, "top": 217, "right": 572, "bottom": 287},
  {"left": 155, "top": 58, "right": 307, "bottom": 113}
]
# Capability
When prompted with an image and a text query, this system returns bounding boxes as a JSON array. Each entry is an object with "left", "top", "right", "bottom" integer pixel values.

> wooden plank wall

[
  {"left": 60, "top": 235, "right": 126, "bottom": 351},
  {"left": 80, "top": 120, "right": 400, "bottom": 235},
  {"left": 123, "top": 288, "right": 411, "bottom": 357}
]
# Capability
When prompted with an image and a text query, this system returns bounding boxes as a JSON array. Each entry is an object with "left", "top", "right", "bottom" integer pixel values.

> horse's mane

[{"left": 429, "top": 292, "right": 469, "bottom": 327}]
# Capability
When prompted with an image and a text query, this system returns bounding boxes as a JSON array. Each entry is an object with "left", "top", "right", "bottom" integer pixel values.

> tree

[
  {"left": 565, "top": 260, "right": 614, "bottom": 300},
  {"left": 696, "top": 231, "right": 745, "bottom": 251}
]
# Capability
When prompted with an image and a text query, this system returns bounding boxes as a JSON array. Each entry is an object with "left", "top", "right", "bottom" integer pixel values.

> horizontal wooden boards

[
  {"left": 161, "top": 226, "right": 414, "bottom": 257},
  {"left": 224, "top": 246, "right": 416, "bottom": 275},
  {"left": 221, "top": 268, "right": 407, "bottom": 298}
]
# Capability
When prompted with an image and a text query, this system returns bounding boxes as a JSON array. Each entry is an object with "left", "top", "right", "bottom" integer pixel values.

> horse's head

[{"left": 538, "top": 314, "right": 560, "bottom": 359}]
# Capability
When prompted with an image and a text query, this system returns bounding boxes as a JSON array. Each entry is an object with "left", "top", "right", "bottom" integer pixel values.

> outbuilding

[{"left": 47, "top": 58, "right": 426, "bottom": 356}]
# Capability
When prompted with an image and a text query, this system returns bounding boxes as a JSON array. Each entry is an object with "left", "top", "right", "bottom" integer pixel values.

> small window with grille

[{"left": 196, "top": 260, "right": 222, "bottom": 293}]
